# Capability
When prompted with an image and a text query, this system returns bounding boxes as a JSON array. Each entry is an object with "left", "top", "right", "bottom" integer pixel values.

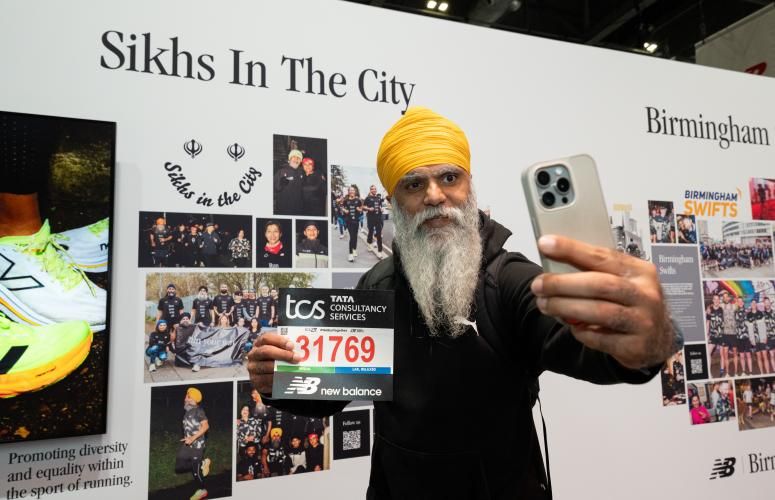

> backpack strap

[
  {"left": 478, "top": 249, "right": 540, "bottom": 404},
  {"left": 477, "top": 249, "right": 552, "bottom": 499}
]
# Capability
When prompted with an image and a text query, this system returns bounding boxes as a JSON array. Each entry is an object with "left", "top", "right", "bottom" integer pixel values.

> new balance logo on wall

[
  {"left": 284, "top": 376, "right": 321, "bottom": 395},
  {"left": 709, "top": 457, "right": 736, "bottom": 480}
]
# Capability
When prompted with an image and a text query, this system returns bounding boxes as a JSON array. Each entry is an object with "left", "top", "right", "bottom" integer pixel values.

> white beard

[{"left": 392, "top": 191, "right": 482, "bottom": 338}]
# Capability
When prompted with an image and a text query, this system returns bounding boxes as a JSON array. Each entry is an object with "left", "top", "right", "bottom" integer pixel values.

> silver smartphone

[{"left": 521, "top": 154, "right": 614, "bottom": 273}]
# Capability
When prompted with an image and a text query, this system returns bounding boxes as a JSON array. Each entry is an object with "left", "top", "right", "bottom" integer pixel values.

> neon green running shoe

[
  {"left": 0, "top": 313, "right": 92, "bottom": 398},
  {"left": 0, "top": 220, "right": 106, "bottom": 332}
]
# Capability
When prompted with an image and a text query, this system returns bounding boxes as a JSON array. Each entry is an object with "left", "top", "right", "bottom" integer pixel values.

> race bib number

[{"left": 272, "top": 288, "right": 394, "bottom": 400}]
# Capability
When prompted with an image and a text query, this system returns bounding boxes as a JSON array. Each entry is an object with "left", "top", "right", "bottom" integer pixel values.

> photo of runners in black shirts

[
  {"left": 144, "top": 273, "right": 320, "bottom": 383},
  {"left": 273, "top": 135, "right": 327, "bottom": 217},
  {"left": 235, "top": 382, "right": 329, "bottom": 482},
  {"left": 698, "top": 220, "right": 774, "bottom": 279},
  {"left": 703, "top": 280, "right": 775, "bottom": 379},
  {"left": 138, "top": 212, "right": 252, "bottom": 268},
  {"left": 256, "top": 218, "right": 292, "bottom": 268},
  {"left": 330, "top": 165, "right": 396, "bottom": 268}
]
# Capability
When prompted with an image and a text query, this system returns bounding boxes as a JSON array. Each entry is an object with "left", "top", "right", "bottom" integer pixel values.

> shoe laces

[
  {"left": 88, "top": 218, "right": 109, "bottom": 237},
  {"left": 20, "top": 224, "right": 95, "bottom": 293}
]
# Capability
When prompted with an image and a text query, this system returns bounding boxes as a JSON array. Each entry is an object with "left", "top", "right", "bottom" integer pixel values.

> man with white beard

[{"left": 248, "top": 107, "right": 680, "bottom": 499}]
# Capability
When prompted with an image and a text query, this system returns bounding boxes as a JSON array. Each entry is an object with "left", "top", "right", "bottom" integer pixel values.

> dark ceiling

[{"left": 342, "top": 0, "right": 771, "bottom": 62}]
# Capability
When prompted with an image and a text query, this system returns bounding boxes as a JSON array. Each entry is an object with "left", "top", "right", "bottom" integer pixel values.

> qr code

[
  {"left": 690, "top": 358, "right": 703, "bottom": 375},
  {"left": 342, "top": 430, "right": 361, "bottom": 451},
  {"left": 280, "top": 327, "right": 288, "bottom": 335}
]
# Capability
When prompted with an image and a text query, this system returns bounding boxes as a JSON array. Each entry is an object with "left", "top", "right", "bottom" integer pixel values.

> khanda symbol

[
  {"left": 227, "top": 142, "right": 245, "bottom": 162},
  {"left": 183, "top": 139, "right": 203, "bottom": 159}
]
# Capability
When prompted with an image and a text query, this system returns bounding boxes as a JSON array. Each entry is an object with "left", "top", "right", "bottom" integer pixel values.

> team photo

[
  {"left": 143, "top": 272, "right": 324, "bottom": 382},
  {"left": 235, "top": 381, "right": 330, "bottom": 482},
  {"left": 138, "top": 212, "right": 253, "bottom": 268},
  {"left": 698, "top": 219, "right": 774, "bottom": 278},
  {"left": 702, "top": 280, "right": 775, "bottom": 378}
]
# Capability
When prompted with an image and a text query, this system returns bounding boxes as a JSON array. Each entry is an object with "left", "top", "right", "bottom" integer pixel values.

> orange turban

[
  {"left": 376, "top": 107, "right": 470, "bottom": 195},
  {"left": 186, "top": 387, "right": 202, "bottom": 403}
]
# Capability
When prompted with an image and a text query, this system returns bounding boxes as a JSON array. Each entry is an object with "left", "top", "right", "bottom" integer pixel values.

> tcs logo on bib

[{"left": 285, "top": 296, "right": 325, "bottom": 320}]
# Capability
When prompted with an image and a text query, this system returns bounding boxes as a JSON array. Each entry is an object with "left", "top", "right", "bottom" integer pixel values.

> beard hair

[{"left": 392, "top": 190, "right": 482, "bottom": 338}]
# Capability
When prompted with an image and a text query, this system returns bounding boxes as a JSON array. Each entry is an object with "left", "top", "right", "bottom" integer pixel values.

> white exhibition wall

[{"left": 1, "top": 0, "right": 775, "bottom": 499}]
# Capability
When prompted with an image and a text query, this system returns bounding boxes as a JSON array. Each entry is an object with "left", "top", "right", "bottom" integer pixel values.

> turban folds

[
  {"left": 376, "top": 107, "right": 470, "bottom": 195},
  {"left": 186, "top": 387, "right": 202, "bottom": 403}
]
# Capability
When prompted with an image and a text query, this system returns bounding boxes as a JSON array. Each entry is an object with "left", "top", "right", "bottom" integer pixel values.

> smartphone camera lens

[
  {"left": 542, "top": 191, "right": 555, "bottom": 207},
  {"left": 536, "top": 171, "right": 551, "bottom": 186},
  {"left": 556, "top": 177, "right": 570, "bottom": 192}
]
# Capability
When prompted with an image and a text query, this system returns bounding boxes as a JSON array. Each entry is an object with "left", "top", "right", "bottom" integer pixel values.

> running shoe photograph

[
  {"left": 0, "top": 220, "right": 107, "bottom": 332},
  {"left": 0, "top": 313, "right": 92, "bottom": 398},
  {"left": 54, "top": 217, "right": 110, "bottom": 273}
]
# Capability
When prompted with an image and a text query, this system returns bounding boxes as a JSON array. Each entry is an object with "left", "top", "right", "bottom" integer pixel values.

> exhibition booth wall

[{"left": 1, "top": 0, "right": 774, "bottom": 498}]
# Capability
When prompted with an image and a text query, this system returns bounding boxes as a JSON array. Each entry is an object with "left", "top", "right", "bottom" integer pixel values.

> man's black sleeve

[{"left": 499, "top": 256, "right": 662, "bottom": 384}]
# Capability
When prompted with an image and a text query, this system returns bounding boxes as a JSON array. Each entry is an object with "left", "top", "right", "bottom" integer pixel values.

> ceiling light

[
  {"left": 427, "top": 0, "right": 437, "bottom": 9},
  {"left": 644, "top": 42, "right": 658, "bottom": 53},
  {"left": 438, "top": 2, "right": 449, "bottom": 12}
]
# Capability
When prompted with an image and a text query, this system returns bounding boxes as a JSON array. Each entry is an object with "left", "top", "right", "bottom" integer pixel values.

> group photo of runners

[
  {"left": 330, "top": 165, "right": 394, "bottom": 268},
  {"left": 138, "top": 212, "right": 253, "bottom": 268},
  {"left": 735, "top": 376, "right": 775, "bottom": 431},
  {"left": 750, "top": 177, "right": 775, "bottom": 221},
  {"left": 143, "top": 272, "right": 323, "bottom": 382},
  {"left": 702, "top": 280, "right": 775, "bottom": 378},
  {"left": 273, "top": 134, "right": 328, "bottom": 217},
  {"left": 698, "top": 219, "right": 774, "bottom": 278},
  {"left": 235, "top": 382, "right": 329, "bottom": 482},
  {"left": 648, "top": 200, "right": 676, "bottom": 244},
  {"left": 687, "top": 380, "right": 736, "bottom": 425},
  {"left": 148, "top": 383, "right": 232, "bottom": 500}
]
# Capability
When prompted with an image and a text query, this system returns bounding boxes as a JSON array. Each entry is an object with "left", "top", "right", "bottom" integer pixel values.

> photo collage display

[
  {"left": 654, "top": 184, "right": 775, "bottom": 433},
  {"left": 140, "top": 134, "right": 376, "bottom": 499}
]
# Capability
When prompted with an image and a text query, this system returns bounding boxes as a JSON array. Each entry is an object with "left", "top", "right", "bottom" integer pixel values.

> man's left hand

[{"left": 530, "top": 235, "right": 675, "bottom": 370}]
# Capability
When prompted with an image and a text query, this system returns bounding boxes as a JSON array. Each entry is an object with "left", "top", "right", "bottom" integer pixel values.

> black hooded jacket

[{"left": 267, "top": 213, "right": 658, "bottom": 499}]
